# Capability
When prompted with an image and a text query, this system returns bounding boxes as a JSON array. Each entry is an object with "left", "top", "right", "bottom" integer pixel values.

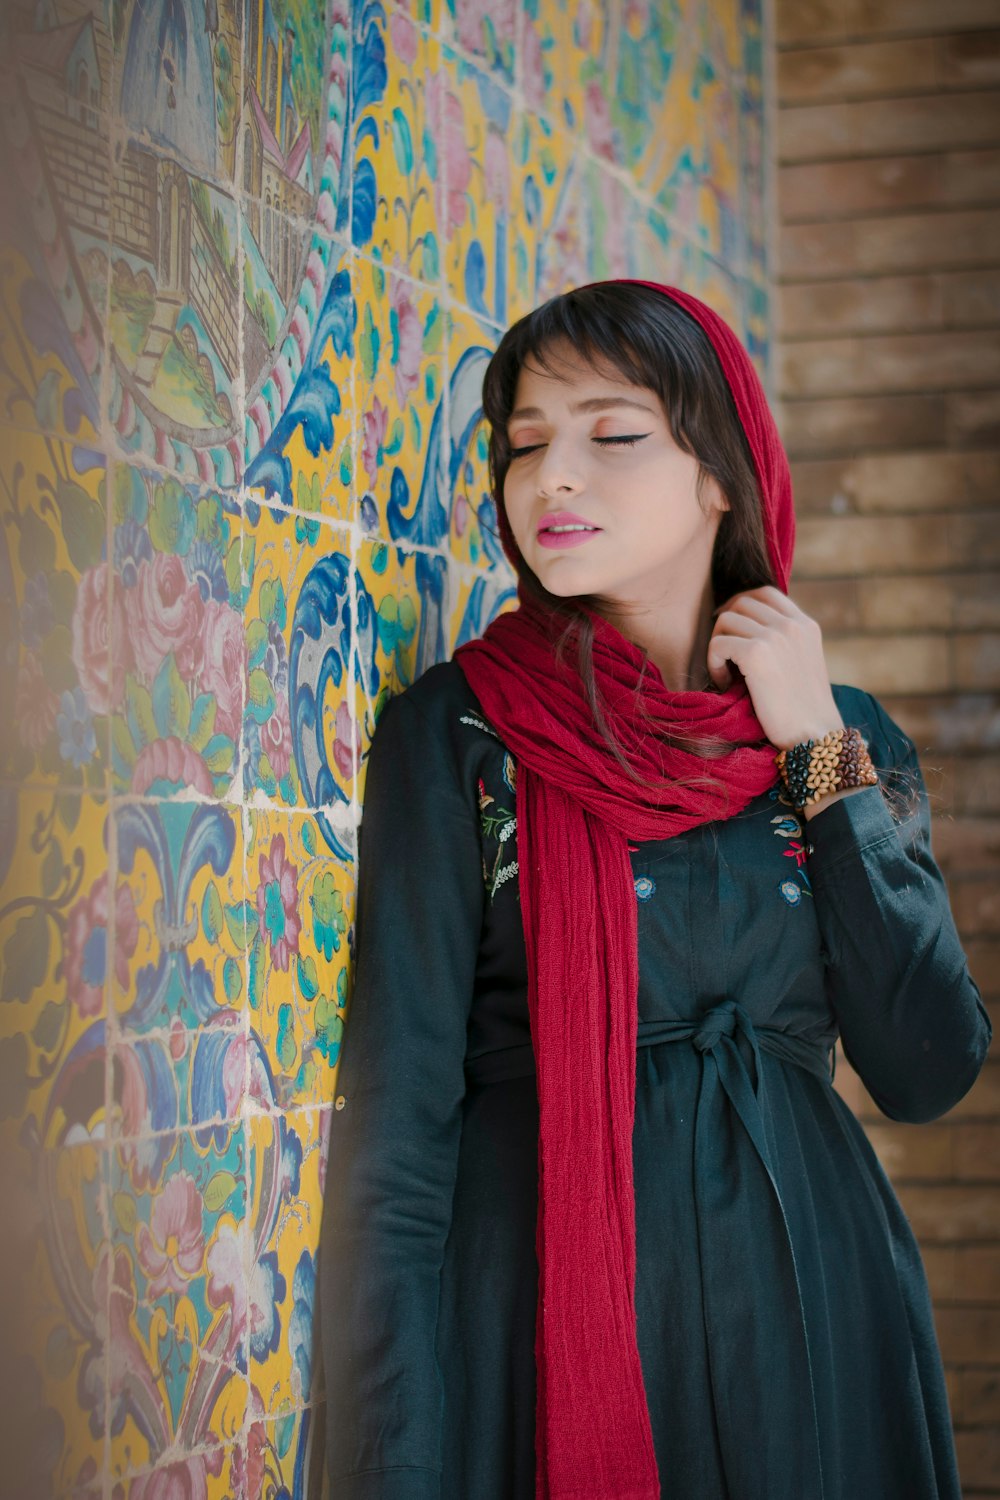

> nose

[{"left": 535, "top": 434, "right": 584, "bottom": 497}]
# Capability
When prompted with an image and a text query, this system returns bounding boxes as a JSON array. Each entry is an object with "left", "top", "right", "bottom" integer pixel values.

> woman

[{"left": 318, "top": 280, "right": 991, "bottom": 1500}]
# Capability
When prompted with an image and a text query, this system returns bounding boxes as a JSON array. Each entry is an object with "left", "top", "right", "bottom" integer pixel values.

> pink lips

[{"left": 537, "top": 510, "right": 602, "bottom": 549}]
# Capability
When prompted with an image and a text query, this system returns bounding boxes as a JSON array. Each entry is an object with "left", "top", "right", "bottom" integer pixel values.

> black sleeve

[
  {"left": 805, "top": 691, "right": 992, "bottom": 1124},
  {"left": 318, "top": 686, "right": 484, "bottom": 1499}
]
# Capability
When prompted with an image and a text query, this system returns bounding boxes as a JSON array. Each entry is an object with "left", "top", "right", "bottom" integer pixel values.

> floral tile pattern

[
  {"left": 246, "top": 813, "right": 355, "bottom": 1111},
  {"left": 1, "top": 431, "right": 109, "bottom": 791},
  {"left": 1, "top": 0, "right": 773, "bottom": 1491}
]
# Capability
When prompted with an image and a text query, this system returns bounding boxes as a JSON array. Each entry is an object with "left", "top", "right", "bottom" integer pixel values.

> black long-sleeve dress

[{"left": 318, "top": 659, "right": 992, "bottom": 1500}]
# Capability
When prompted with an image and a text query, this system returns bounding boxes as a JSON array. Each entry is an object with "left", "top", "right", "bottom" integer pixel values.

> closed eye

[{"left": 508, "top": 434, "right": 651, "bottom": 458}]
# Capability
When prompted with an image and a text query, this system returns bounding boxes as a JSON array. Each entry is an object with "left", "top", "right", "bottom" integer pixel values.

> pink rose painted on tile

[
  {"left": 198, "top": 600, "right": 246, "bottom": 743},
  {"left": 126, "top": 553, "right": 206, "bottom": 684},
  {"left": 427, "top": 71, "right": 472, "bottom": 233},
  {"left": 125, "top": 1449, "right": 224, "bottom": 1500},
  {"left": 363, "top": 395, "right": 389, "bottom": 486},
  {"left": 390, "top": 274, "right": 424, "bottom": 409},
  {"left": 136, "top": 1170, "right": 205, "bottom": 1299},
  {"left": 72, "top": 562, "right": 131, "bottom": 715}
]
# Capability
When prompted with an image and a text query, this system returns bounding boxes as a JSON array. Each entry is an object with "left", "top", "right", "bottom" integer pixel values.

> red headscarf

[{"left": 453, "top": 280, "right": 796, "bottom": 1498}]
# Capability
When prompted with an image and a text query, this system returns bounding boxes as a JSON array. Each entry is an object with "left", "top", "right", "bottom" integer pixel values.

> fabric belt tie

[{"left": 465, "top": 997, "right": 833, "bottom": 1500}]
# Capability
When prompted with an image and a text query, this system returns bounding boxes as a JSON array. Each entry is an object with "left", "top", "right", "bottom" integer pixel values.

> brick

[
  {"left": 949, "top": 389, "right": 1000, "bottom": 447},
  {"left": 859, "top": 575, "right": 955, "bottom": 631},
  {"left": 775, "top": 0, "right": 1000, "bottom": 46},
  {"left": 898, "top": 1185, "right": 1000, "bottom": 1241},
  {"left": 950, "top": 516, "right": 1000, "bottom": 568},
  {"left": 864, "top": 1120, "right": 954, "bottom": 1177},
  {"left": 779, "top": 393, "right": 946, "bottom": 457},
  {"left": 945, "top": 267, "right": 1000, "bottom": 326},
  {"left": 823, "top": 634, "right": 951, "bottom": 693},
  {"left": 779, "top": 331, "right": 1000, "bottom": 399},
  {"left": 779, "top": 150, "right": 1000, "bottom": 225},
  {"left": 952, "top": 877, "right": 1000, "bottom": 938},
  {"left": 952, "top": 1369, "right": 1000, "bottom": 1424},
  {"left": 953, "top": 1123, "right": 1000, "bottom": 1178},
  {"left": 944, "top": 29, "right": 1000, "bottom": 87},
  {"left": 777, "top": 273, "right": 943, "bottom": 335},
  {"left": 794, "top": 515, "right": 954, "bottom": 574},
  {"left": 778, "top": 91, "right": 1000, "bottom": 164},
  {"left": 792, "top": 576, "right": 863, "bottom": 630},
  {"left": 928, "top": 1245, "right": 1000, "bottom": 1303},
  {"left": 954, "top": 578, "right": 1000, "bottom": 632},
  {"left": 964, "top": 941, "right": 1000, "bottom": 997},
  {"left": 779, "top": 209, "right": 1000, "bottom": 278},
  {"left": 777, "top": 36, "right": 938, "bottom": 103},
  {"left": 953, "top": 1426, "right": 1000, "bottom": 1487},
  {"left": 930, "top": 814, "right": 1000, "bottom": 874},
  {"left": 923, "top": 1245, "right": 960, "bottom": 1300},
  {"left": 955, "top": 632, "right": 1000, "bottom": 689},
  {"left": 788, "top": 450, "right": 1000, "bottom": 514}
]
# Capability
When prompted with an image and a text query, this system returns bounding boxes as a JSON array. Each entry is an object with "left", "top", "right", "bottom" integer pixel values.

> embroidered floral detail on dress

[
  {"left": 460, "top": 712, "right": 501, "bottom": 740},
  {"left": 769, "top": 808, "right": 813, "bottom": 904},
  {"left": 477, "top": 775, "right": 519, "bottom": 902},
  {"left": 634, "top": 875, "right": 656, "bottom": 902}
]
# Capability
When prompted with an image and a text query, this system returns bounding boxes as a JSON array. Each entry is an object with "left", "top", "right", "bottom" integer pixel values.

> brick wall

[{"left": 775, "top": 3, "right": 1000, "bottom": 1493}]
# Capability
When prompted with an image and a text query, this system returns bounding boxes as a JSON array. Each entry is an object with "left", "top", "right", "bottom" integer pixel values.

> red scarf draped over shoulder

[{"left": 452, "top": 281, "right": 796, "bottom": 1499}]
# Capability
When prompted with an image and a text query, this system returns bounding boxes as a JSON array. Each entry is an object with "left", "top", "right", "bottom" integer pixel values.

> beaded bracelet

[{"left": 774, "top": 726, "right": 879, "bottom": 811}]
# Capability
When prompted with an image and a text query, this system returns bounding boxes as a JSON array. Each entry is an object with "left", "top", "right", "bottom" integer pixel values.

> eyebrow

[{"left": 507, "top": 396, "right": 658, "bottom": 422}]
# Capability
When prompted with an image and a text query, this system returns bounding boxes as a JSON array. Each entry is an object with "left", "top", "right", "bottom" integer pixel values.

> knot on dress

[{"left": 693, "top": 998, "right": 745, "bottom": 1053}]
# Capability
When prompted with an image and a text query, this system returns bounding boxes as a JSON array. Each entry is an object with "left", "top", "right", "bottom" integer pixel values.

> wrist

[{"left": 775, "top": 725, "right": 879, "bottom": 814}]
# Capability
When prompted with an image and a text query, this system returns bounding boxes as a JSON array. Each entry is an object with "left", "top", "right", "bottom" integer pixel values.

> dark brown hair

[{"left": 480, "top": 281, "right": 774, "bottom": 810}]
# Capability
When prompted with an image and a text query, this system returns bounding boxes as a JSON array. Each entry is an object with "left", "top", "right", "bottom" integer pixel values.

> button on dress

[{"left": 318, "top": 660, "right": 992, "bottom": 1500}]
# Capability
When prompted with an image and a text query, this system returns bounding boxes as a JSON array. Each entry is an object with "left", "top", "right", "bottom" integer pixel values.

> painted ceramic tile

[
  {"left": 245, "top": 233, "right": 353, "bottom": 519},
  {"left": 507, "top": 112, "right": 585, "bottom": 322},
  {"left": 245, "top": 812, "right": 355, "bottom": 1111},
  {"left": 443, "top": 304, "right": 503, "bottom": 571},
  {"left": 355, "top": 256, "right": 446, "bottom": 540},
  {"left": 241, "top": 499, "right": 354, "bottom": 820},
  {"left": 112, "top": 798, "right": 245, "bottom": 1037},
  {"left": 239, "top": 1404, "right": 326, "bottom": 1500},
  {"left": 352, "top": 4, "right": 444, "bottom": 277},
  {"left": 110, "top": 465, "right": 244, "bottom": 800},
  {"left": 247, "top": 1108, "right": 326, "bottom": 1421},
  {"left": 449, "top": 557, "right": 518, "bottom": 656},
  {"left": 111, "top": 1443, "right": 236, "bottom": 1500},
  {"left": 739, "top": 85, "right": 768, "bottom": 288},
  {"left": 440, "top": 45, "right": 512, "bottom": 329},
  {"left": 697, "top": 67, "right": 743, "bottom": 266},
  {"left": 0, "top": 788, "right": 111, "bottom": 1150},
  {"left": 11, "top": 1142, "right": 108, "bottom": 1497},
  {"left": 1, "top": 430, "right": 109, "bottom": 791},
  {"left": 442, "top": 0, "right": 516, "bottom": 83},
  {"left": 701, "top": 0, "right": 743, "bottom": 79},
  {"left": 0, "top": 6, "right": 110, "bottom": 450},
  {"left": 696, "top": 250, "right": 744, "bottom": 337},
  {"left": 354, "top": 536, "right": 444, "bottom": 714},
  {"left": 0, "top": 0, "right": 773, "bottom": 1488}
]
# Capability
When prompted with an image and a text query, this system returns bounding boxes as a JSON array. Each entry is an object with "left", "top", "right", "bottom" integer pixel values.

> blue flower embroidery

[
  {"left": 770, "top": 811, "right": 813, "bottom": 904},
  {"left": 634, "top": 875, "right": 656, "bottom": 902}
]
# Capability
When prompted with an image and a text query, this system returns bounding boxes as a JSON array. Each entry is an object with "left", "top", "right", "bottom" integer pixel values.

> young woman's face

[{"left": 502, "top": 339, "right": 729, "bottom": 608}]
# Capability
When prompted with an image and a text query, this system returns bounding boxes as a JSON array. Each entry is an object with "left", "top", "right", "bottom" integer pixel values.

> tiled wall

[{"left": 0, "top": 0, "right": 769, "bottom": 1493}]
